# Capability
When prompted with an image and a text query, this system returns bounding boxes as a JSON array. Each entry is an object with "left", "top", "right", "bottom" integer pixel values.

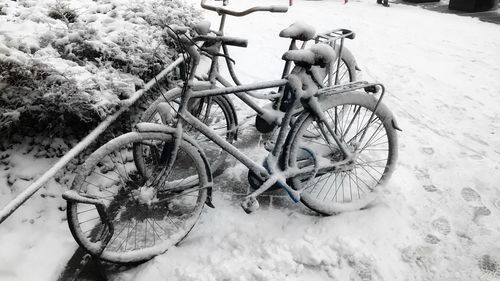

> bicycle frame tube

[
  {"left": 191, "top": 79, "right": 287, "bottom": 99},
  {"left": 215, "top": 43, "right": 298, "bottom": 120},
  {"left": 182, "top": 108, "right": 268, "bottom": 177},
  {"left": 216, "top": 74, "right": 267, "bottom": 116},
  {"left": 177, "top": 79, "right": 286, "bottom": 177}
]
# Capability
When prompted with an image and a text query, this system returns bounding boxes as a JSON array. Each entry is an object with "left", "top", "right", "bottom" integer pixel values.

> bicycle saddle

[
  {"left": 282, "top": 43, "right": 336, "bottom": 67},
  {"left": 279, "top": 22, "right": 316, "bottom": 41},
  {"left": 194, "top": 20, "right": 211, "bottom": 35}
]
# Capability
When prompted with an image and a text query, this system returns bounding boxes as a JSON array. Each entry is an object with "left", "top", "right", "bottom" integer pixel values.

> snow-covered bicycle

[
  {"left": 139, "top": 0, "right": 359, "bottom": 175},
  {"left": 63, "top": 23, "right": 399, "bottom": 264}
]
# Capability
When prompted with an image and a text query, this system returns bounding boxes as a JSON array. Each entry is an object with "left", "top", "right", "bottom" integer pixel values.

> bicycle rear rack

[
  {"left": 314, "top": 29, "right": 355, "bottom": 86},
  {"left": 316, "top": 81, "right": 383, "bottom": 97},
  {"left": 317, "top": 80, "right": 402, "bottom": 132},
  {"left": 315, "top": 28, "right": 355, "bottom": 44}
]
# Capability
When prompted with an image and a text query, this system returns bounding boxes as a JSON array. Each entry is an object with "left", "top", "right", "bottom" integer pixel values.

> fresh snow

[{"left": 1, "top": 0, "right": 500, "bottom": 280}]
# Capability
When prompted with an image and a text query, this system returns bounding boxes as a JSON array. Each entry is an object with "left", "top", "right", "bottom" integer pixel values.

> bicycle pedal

[{"left": 241, "top": 196, "right": 259, "bottom": 214}]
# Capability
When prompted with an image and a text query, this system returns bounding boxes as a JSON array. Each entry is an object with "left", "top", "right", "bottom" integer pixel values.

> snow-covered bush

[
  {"left": 0, "top": 59, "right": 102, "bottom": 138},
  {"left": 47, "top": 1, "right": 78, "bottom": 24},
  {"left": 0, "top": 0, "right": 201, "bottom": 141}
]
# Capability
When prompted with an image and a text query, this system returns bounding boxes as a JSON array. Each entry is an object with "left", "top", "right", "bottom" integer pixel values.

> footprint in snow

[
  {"left": 415, "top": 167, "right": 440, "bottom": 193},
  {"left": 423, "top": 216, "right": 451, "bottom": 245},
  {"left": 422, "top": 184, "right": 438, "bottom": 192},
  {"left": 414, "top": 167, "right": 430, "bottom": 181},
  {"left": 479, "top": 254, "right": 500, "bottom": 279},
  {"left": 420, "top": 147, "right": 434, "bottom": 155},
  {"left": 473, "top": 206, "right": 492, "bottom": 223},
  {"left": 431, "top": 217, "right": 451, "bottom": 236},
  {"left": 424, "top": 234, "right": 440, "bottom": 245},
  {"left": 460, "top": 187, "right": 492, "bottom": 223},
  {"left": 461, "top": 187, "right": 481, "bottom": 202}
]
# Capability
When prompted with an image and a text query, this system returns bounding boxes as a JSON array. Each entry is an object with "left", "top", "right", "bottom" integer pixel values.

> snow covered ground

[{"left": 1, "top": 0, "right": 500, "bottom": 280}]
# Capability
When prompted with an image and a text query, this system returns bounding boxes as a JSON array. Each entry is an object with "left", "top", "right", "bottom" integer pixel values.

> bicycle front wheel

[
  {"left": 285, "top": 92, "right": 398, "bottom": 215},
  {"left": 67, "top": 132, "right": 209, "bottom": 264}
]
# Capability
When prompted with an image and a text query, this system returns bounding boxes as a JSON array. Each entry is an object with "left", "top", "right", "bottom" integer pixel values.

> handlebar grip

[
  {"left": 269, "top": 5, "right": 288, "bottom": 13},
  {"left": 221, "top": 36, "right": 248, "bottom": 48},
  {"left": 196, "top": 35, "right": 248, "bottom": 48}
]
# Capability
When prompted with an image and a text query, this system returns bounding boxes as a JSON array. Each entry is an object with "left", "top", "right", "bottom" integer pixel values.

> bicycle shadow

[{"left": 56, "top": 247, "right": 110, "bottom": 281}]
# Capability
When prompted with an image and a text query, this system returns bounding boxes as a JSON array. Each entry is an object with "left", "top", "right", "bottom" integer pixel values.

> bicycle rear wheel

[
  {"left": 66, "top": 132, "right": 209, "bottom": 264},
  {"left": 285, "top": 92, "right": 398, "bottom": 215},
  {"left": 140, "top": 87, "right": 237, "bottom": 176},
  {"left": 327, "top": 45, "right": 357, "bottom": 85}
]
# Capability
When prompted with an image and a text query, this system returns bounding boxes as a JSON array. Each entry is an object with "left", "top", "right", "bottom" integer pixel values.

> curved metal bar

[{"left": 201, "top": 0, "right": 288, "bottom": 17}]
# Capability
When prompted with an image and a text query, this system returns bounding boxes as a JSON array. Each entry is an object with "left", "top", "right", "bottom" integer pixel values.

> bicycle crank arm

[{"left": 286, "top": 158, "right": 351, "bottom": 179}]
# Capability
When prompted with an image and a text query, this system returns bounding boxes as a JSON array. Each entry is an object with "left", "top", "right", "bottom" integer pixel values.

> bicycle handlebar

[
  {"left": 201, "top": 0, "right": 288, "bottom": 17},
  {"left": 195, "top": 35, "right": 248, "bottom": 48}
]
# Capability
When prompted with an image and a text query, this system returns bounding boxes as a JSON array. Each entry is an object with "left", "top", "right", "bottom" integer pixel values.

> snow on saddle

[
  {"left": 282, "top": 43, "right": 336, "bottom": 67},
  {"left": 279, "top": 21, "right": 316, "bottom": 41}
]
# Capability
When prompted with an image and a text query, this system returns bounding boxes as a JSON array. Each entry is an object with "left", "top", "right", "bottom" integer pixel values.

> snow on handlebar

[{"left": 200, "top": 0, "right": 288, "bottom": 17}]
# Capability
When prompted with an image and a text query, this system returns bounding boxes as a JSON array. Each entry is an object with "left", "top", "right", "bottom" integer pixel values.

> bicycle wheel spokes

[
  {"left": 191, "top": 98, "right": 230, "bottom": 142},
  {"left": 68, "top": 133, "right": 207, "bottom": 263},
  {"left": 314, "top": 104, "right": 388, "bottom": 194},
  {"left": 325, "top": 58, "right": 351, "bottom": 86},
  {"left": 150, "top": 98, "right": 229, "bottom": 142},
  {"left": 146, "top": 95, "right": 233, "bottom": 173},
  {"left": 287, "top": 93, "right": 397, "bottom": 214}
]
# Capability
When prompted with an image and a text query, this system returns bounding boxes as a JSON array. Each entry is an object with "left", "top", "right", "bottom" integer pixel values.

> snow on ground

[
  {"left": 1, "top": 0, "right": 500, "bottom": 280},
  {"left": 0, "top": 142, "right": 76, "bottom": 281}
]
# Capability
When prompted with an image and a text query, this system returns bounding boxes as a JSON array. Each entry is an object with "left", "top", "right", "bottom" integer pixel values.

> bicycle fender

[
  {"left": 391, "top": 117, "right": 403, "bottom": 132},
  {"left": 217, "top": 95, "right": 239, "bottom": 141},
  {"left": 134, "top": 123, "right": 215, "bottom": 207},
  {"left": 336, "top": 45, "right": 358, "bottom": 81}
]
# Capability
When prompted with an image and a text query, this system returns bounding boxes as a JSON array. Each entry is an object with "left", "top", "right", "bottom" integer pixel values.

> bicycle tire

[
  {"left": 284, "top": 92, "right": 398, "bottom": 215},
  {"left": 66, "top": 132, "right": 209, "bottom": 264}
]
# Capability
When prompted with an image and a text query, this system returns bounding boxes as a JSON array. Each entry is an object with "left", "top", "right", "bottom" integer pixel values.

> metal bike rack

[{"left": 0, "top": 58, "right": 184, "bottom": 224}]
